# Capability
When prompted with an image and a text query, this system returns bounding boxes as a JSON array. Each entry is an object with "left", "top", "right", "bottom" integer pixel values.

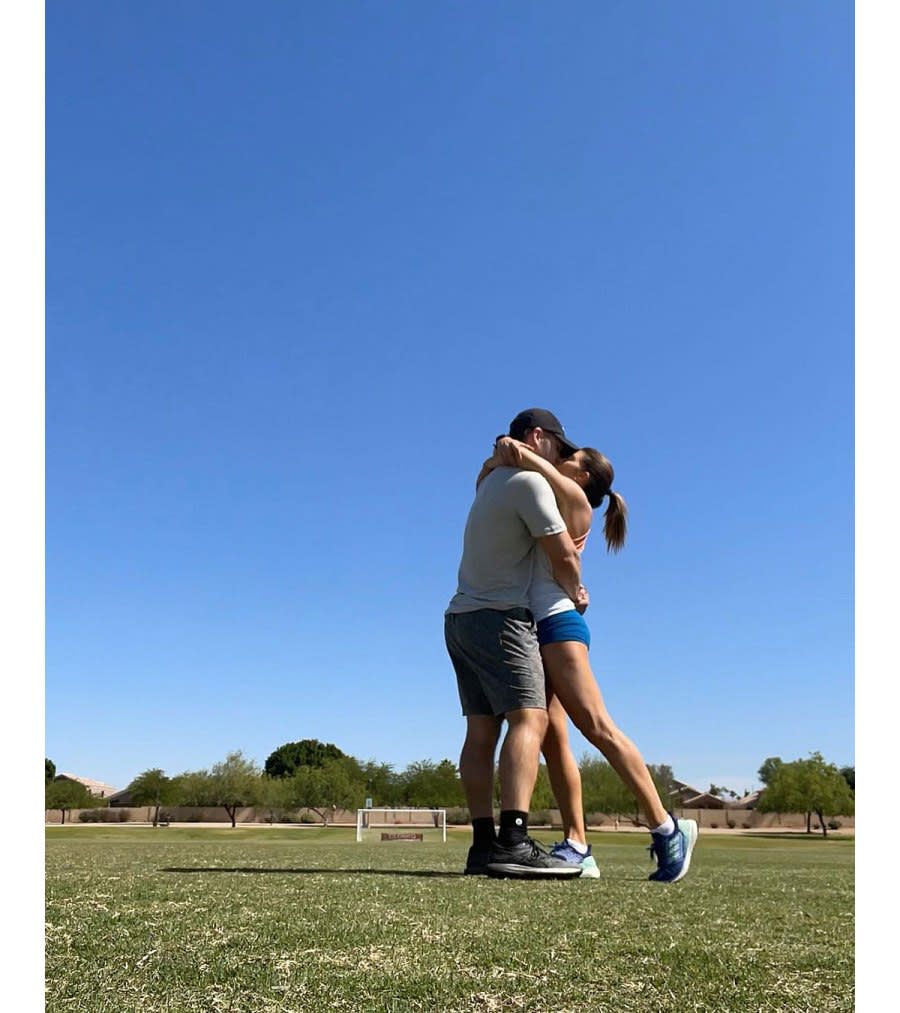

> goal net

[{"left": 356, "top": 807, "right": 447, "bottom": 843}]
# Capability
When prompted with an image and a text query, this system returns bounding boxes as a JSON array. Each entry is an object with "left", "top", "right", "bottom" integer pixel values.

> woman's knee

[{"left": 575, "top": 711, "right": 620, "bottom": 751}]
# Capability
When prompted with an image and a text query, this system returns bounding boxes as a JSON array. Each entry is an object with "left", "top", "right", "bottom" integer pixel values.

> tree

[
  {"left": 360, "top": 760, "right": 403, "bottom": 807},
  {"left": 757, "top": 753, "right": 854, "bottom": 837},
  {"left": 757, "top": 757, "right": 783, "bottom": 786},
  {"left": 708, "top": 784, "right": 739, "bottom": 805},
  {"left": 287, "top": 758, "right": 364, "bottom": 824},
  {"left": 840, "top": 766, "right": 855, "bottom": 792},
  {"left": 400, "top": 760, "right": 465, "bottom": 808},
  {"left": 258, "top": 775, "right": 296, "bottom": 824},
  {"left": 126, "top": 768, "right": 176, "bottom": 827},
  {"left": 530, "top": 764, "right": 556, "bottom": 812},
  {"left": 647, "top": 764, "right": 676, "bottom": 816},
  {"left": 649, "top": 764, "right": 675, "bottom": 797},
  {"left": 578, "top": 756, "right": 633, "bottom": 820},
  {"left": 171, "top": 769, "right": 214, "bottom": 806},
  {"left": 264, "top": 740, "right": 346, "bottom": 779},
  {"left": 45, "top": 779, "right": 96, "bottom": 824},
  {"left": 45, "top": 758, "right": 56, "bottom": 783},
  {"left": 208, "top": 751, "right": 262, "bottom": 828}
]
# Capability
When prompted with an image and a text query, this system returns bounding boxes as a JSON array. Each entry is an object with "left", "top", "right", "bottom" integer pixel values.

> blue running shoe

[
  {"left": 648, "top": 814, "right": 698, "bottom": 883},
  {"left": 550, "top": 840, "right": 601, "bottom": 879}
]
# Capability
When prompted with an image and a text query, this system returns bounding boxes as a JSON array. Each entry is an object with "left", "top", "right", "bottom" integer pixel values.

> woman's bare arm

[{"left": 494, "top": 437, "right": 592, "bottom": 539}]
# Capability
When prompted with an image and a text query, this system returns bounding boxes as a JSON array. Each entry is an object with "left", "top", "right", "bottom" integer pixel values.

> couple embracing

[{"left": 444, "top": 408, "right": 697, "bottom": 881}]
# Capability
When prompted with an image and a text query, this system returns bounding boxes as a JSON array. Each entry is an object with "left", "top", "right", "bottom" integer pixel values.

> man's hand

[{"left": 574, "top": 584, "right": 590, "bottom": 614}]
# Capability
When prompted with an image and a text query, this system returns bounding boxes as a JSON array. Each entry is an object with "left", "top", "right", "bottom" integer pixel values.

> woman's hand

[
  {"left": 574, "top": 584, "right": 590, "bottom": 614},
  {"left": 494, "top": 436, "right": 528, "bottom": 468}
]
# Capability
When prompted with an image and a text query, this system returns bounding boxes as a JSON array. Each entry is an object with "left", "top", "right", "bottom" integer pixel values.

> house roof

[
  {"left": 56, "top": 773, "right": 119, "bottom": 798},
  {"left": 732, "top": 789, "right": 763, "bottom": 808},
  {"left": 669, "top": 780, "right": 703, "bottom": 800},
  {"left": 680, "top": 792, "right": 728, "bottom": 808}
]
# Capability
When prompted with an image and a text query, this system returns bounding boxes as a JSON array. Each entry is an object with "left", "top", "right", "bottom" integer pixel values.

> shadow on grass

[
  {"left": 741, "top": 832, "right": 848, "bottom": 841},
  {"left": 161, "top": 866, "right": 461, "bottom": 878}
]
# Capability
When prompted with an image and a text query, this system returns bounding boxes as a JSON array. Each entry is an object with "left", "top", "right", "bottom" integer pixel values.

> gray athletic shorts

[{"left": 444, "top": 607, "right": 547, "bottom": 717}]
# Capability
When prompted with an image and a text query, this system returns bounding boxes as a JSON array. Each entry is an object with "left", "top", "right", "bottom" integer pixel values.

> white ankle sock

[
  {"left": 565, "top": 837, "right": 588, "bottom": 855},
  {"left": 651, "top": 817, "right": 676, "bottom": 837}
]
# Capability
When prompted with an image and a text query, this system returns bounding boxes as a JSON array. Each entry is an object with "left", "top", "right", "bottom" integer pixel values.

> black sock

[
  {"left": 498, "top": 810, "right": 529, "bottom": 847},
  {"left": 472, "top": 817, "right": 496, "bottom": 850}
]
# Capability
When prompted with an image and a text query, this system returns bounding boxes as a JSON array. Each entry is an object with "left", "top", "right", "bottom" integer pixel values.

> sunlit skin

[
  {"left": 459, "top": 425, "right": 583, "bottom": 829},
  {"left": 556, "top": 450, "right": 590, "bottom": 484},
  {"left": 481, "top": 433, "right": 670, "bottom": 843}
]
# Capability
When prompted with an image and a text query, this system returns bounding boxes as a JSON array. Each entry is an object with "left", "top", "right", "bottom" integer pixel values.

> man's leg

[
  {"left": 497, "top": 706, "right": 548, "bottom": 815},
  {"left": 459, "top": 714, "right": 502, "bottom": 818},
  {"left": 459, "top": 715, "right": 502, "bottom": 874},
  {"left": 446, "top": 613, "right": 503, "bottom": 872},
  {"left": 447, "top": 609, "right": 579, "bottom": 878},
  {"left": 486, "top": 705, "right": 581, "bottom": 878}
]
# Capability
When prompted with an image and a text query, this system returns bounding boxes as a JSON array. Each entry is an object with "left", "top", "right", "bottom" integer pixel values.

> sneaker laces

[
  {"left": 527, "top": 837, "right": 550, "bottom": 858},
  {"left": 648, "top": 831, "right": 681, "bottom": 867}
]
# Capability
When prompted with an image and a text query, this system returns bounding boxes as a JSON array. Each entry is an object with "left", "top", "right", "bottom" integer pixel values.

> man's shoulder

[
  {"left": 480, "top": 467, "right": 545, "bottom": 489},
  {"left": 506, "top": 469, "right": 553, "bottom": 493},
  {"left": 479, "top": 468, "right": 553, "bottom": 503}
]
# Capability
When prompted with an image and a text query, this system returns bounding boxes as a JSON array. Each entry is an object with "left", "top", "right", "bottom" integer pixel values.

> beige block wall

[{"left": 45, "top": 805, "right": 854, "bottom": 829}]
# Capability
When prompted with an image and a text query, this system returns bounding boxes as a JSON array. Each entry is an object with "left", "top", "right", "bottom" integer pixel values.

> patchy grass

[{"left": 46, "top": 826, "right": 853, "bottom": 1012}]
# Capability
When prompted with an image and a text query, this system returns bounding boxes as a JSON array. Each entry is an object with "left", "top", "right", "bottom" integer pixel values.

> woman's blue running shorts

[{"left": 536, "top": 610, "right": 591, "bottom": 648}]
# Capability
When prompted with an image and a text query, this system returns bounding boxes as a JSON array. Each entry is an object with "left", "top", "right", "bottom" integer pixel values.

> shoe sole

[
  {"left": 485, "top": 862, "right": 583, "bottom": 880},
  {"left": 652, "top": 819, "right": 699, "bottom": 883},
  {"left": 671, "top": 819, "right": 698, "bottom": 882}
]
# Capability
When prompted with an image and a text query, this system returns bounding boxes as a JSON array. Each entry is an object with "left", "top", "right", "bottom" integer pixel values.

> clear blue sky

[{"left": 45, "top": 1, "right": 853, "bottom": 797}]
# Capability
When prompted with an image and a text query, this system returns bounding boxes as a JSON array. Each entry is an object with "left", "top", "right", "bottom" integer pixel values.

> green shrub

[
  {"left": 828, "top": 819, "right": 842, "bottom": 830},
  {"left": 726, "top": 819, "right": 736, "bottom": 829},
  {"left": 445, "top": 807, "right": 470, "bottom": 826}
]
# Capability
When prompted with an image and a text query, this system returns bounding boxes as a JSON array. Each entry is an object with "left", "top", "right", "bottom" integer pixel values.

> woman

[{"left": 479, "top": 437, "right": 698, "bottom": 882}]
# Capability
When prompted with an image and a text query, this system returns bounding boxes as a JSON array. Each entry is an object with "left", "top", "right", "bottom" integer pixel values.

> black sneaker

[
  {"left": 486, "top": 836, "right": 583, "bottom": 879},
  {"left": 464, "top": 846, "right": 493, "bottom": 876}
]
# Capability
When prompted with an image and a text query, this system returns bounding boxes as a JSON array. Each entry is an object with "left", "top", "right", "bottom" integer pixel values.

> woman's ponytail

[{"left": 603, "top": 489, "right": 628, "bottom": 553}]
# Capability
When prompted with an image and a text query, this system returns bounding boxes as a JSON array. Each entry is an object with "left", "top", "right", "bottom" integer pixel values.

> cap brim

[{"left": 555, "top": 434, "right": 580, "bottom": 457}]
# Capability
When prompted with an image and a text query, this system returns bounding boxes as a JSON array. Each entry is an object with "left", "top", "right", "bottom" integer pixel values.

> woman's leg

[
  {"left": 541, "top": 692, "right": 588, "bottom": 844},
  {"left": 542, "top": 640, "right": 668, "bottom": 829}
]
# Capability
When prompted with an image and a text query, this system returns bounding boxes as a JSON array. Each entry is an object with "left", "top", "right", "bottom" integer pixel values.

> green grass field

[{"left": 45, "top": 826, "right": 853, "bottom": 1012}]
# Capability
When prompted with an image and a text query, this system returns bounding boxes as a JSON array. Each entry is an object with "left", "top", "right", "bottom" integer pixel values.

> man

[{"left": 444, "top": 408, "right": 584, "bottom": 878}]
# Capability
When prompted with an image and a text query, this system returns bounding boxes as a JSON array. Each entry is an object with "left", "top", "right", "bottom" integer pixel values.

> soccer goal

[{"left": 355, "top": 807, "right": 447, "bottom": 843}]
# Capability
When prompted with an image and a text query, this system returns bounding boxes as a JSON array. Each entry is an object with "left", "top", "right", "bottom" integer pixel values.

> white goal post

[{"left": 356, "top": 807, "right": 447, "bottom": 843}]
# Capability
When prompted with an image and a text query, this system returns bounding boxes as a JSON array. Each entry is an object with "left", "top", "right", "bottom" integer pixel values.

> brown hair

[{"left": 578, "top": 448, "right": 628, "bottom": 553}]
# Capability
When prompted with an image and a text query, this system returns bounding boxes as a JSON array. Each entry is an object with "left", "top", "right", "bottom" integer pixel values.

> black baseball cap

[{"left": 508, "top": 408, "right": 580, "bottom": 457}]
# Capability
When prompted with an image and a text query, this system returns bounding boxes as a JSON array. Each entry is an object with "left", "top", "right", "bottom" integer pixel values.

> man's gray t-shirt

[{"left": 445, "top": 468, "right": 567, "bottom": 615}]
